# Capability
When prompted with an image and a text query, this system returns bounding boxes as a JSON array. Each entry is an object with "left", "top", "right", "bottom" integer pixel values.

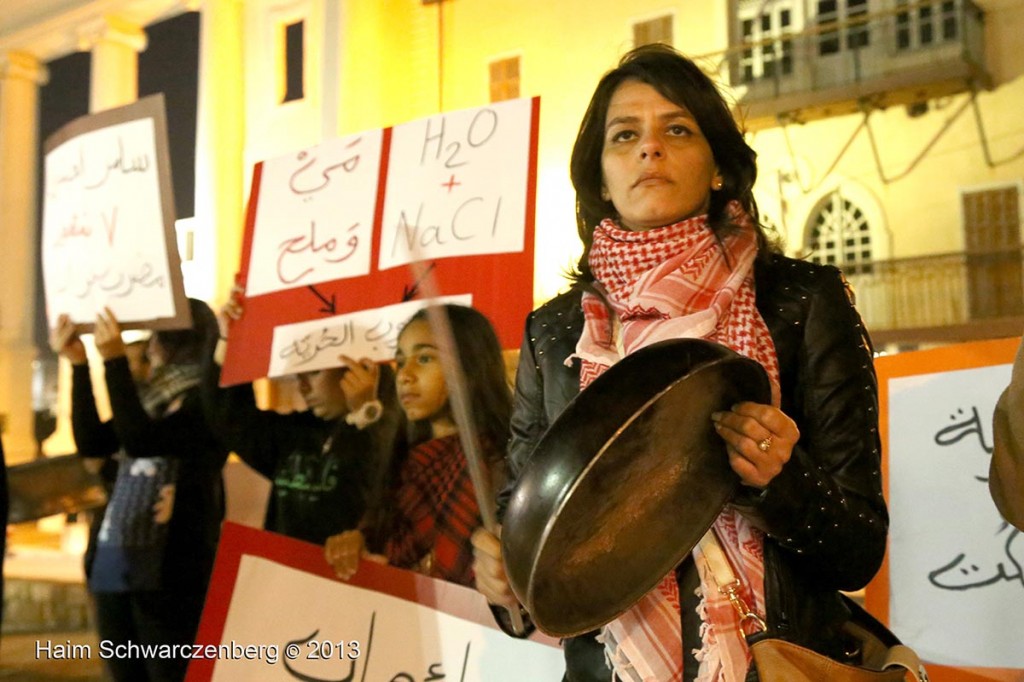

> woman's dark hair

[
  {"left": 153, "top": 298, "right": 218, "bottom": 365},
  {"left": 570, "top": 43, "right": 773, "bottom": 282},
  {"left": 400, "top": 304, "right": 511, "bottom": 456}
]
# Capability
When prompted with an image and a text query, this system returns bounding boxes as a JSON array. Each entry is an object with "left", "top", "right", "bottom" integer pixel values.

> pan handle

[{"left": 412, "top": 262, "right": 527, "bottom": 636}]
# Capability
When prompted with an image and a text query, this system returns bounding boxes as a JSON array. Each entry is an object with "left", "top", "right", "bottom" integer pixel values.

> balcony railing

[
  {"left": 701, "top": 0, "right": 989, "bottom": 131},
  {"left": 839, "top": 248, "right": 1024, "bottom": 344}
]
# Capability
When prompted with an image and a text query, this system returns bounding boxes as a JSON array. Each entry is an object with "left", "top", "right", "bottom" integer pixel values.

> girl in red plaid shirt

[{"left": 325, "top": 304, "right": 511, "bottom": 587}]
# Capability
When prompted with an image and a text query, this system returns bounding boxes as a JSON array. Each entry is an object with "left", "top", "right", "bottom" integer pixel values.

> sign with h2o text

[
  {"left": 379, "top": 99, "right": 532, "bottom": 270},
  {"left": 222, "top": 98, "right": 538, "bottom": 385}
]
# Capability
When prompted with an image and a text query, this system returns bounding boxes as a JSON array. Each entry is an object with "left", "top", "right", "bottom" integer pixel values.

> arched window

[{"left": 807, "top": 189, "right": 872, "bottom": 273}]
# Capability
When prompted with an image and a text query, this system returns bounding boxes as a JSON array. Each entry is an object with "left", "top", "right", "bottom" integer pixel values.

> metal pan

[{"left": 501, "top": 338, "right": 771, "bottom": 637}]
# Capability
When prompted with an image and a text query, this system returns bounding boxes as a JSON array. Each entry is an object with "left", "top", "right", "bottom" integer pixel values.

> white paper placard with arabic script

[
  {"left": 246, "top": 131, "right": 384, "bottom": 297},
  {"left": 42, "top": 95, "right": 189, "bottom": 330},
  {"left": 208, "top": 554, "right": 564, "bottom": 681},
  {"left": 268, "top": 296, "right": 471, "bottom": 378},
  {"left": 379, "top": 98, "right": 532, "bottom": 271},
  {"left": 888, "top": 362, "right": 1024, "bottom": 667}
]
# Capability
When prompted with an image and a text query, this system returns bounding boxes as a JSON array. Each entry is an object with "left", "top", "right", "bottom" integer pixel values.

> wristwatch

[{"left": 345, "top": 399, "right": 383, "bottom": 429}]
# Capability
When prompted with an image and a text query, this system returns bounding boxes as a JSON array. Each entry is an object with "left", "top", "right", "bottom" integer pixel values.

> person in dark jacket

[
  {"left": 52, "top": 299, "right": 227, "bottom": 682},
  {"left": 472, "top": 44, "right": 887, "bottom": 682},
  {"left": 202, "top": 288, "right": 398, "bottom": 546}
]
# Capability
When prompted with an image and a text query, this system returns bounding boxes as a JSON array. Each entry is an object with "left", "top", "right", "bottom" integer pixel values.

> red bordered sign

[
  {"left": 187, "top": 522, "right": 563, "bottom": 681},
  {"left": 221, "top": 98, "right": 540, "bottom": 386}
]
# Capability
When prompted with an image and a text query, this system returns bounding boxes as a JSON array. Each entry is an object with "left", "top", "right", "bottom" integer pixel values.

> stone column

[
  {"left": 77, "top": 16, "right": 148, "bottom": 112},
  {"left": 195, "top": 0, "right": 245, "bottom": 303},
  {"left": 0, "top": 52, "right": 49, "bottom": 464}
]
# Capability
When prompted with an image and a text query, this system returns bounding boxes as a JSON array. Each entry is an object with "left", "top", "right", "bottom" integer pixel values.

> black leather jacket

[{"left": 501, "top": 254, "right": 888, "bottom": 681}]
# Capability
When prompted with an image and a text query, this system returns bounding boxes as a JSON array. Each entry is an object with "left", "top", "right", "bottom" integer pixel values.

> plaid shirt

[{"left": 385, "top": 434, "right": 482, "bottom": 587}]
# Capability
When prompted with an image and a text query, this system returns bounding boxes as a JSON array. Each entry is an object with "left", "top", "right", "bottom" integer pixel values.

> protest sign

[
  {"left": 188, "top": 522, "right": 565, "bottom": 681},
  {"left": 221, "top": 97, "right": 538, "bottom": 385},
  {"left": 869, "top": 337, "right": 1024, "bottom": 681},
  {"left": 41, "top": 94, "right": 190, "bottom": 331}
]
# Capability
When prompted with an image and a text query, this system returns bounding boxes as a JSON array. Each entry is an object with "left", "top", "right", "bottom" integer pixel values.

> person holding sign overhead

[
  {"left": 203, "top": 286, "right": 399, "bottom": 546},
  {"left": 472, "top": 44, "right": 888, "bottom": 681},
  {"left": 51, "top": 299, "right": 227, "bottom": 682},
  {"left": 325, "top": 304, "right": 510, "bottom": 588}
]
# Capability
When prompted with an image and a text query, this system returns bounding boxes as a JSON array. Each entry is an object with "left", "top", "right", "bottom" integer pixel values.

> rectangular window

[
  {"left": 919, "top": 5, "right": 934, "bottom": 45},
  {"left": 963, "top": 186, "right": 1023, "bottom": 318},
  {"left": 817, "top": 0, "right": 840, "bottom": 56},
  {"left": 743, "top": 59, "right": 754, "bottom": 82},
  {"left": 738, "top": 2, "right": 795, "bottom": 82},
  {"left": 896, "top": 0, "right": 910, "bottom": 49},
  {"left": 810, "top": 0, "right": 873, "bottom": 55},
  {"left": 282, "top": 20, "right": 304, "bottom": 103},
  {"left": 942, "top": 0, "right": 958, "bottom": 40},
  {"left": 741, "top": 16, "right": 755, "bottom": 81},
  {"left": 895, "top": 0, "right": 961, "bottom": 51},
  {"left": 819, "top": 33, "right": 840, "bottom": 55},
  {"left": 779, "top": 9, "right": 793, "bottom": 74},
  {"left": 633, "top": 15, "right": 673, "bottom": 47},
  {"left": 847, "top": 0, "right": 869, "bottom": 49},
  {"left": 489, "top": 56, "right": 520, "bottom": 103}
]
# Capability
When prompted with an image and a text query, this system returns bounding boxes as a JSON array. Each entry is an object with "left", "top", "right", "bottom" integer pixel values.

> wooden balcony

[
  {"left": 703, "top": 0, "right": 990, "bottom": 132},
  {"left": 842, "top": 248, "right": 1024, "bottom": 346}
]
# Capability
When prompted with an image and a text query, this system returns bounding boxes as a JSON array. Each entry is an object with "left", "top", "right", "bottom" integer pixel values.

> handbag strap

[
  {"left": 696, "top": 529, "right": 766, "bottom": 632},
  {"left": 696, "top": 529, "right": 930, "bottom": 682}
]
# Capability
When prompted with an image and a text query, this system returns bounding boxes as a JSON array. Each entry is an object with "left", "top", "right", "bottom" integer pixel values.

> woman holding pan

[{"left": 473, "top": 44, "right": 887, "bottom": 682}]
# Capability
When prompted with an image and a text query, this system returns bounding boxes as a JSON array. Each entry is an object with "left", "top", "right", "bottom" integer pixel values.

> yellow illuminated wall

[{"left": 327, "top": 0, "right": 724, "bottom": 306}]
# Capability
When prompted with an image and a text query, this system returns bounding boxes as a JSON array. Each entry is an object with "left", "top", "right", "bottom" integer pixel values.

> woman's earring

[{"left": 712, "top": 178, "right": 724, "bottom": 191}]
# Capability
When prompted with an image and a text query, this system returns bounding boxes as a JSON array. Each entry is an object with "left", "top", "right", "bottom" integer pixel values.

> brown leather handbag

[{"left": 698, "top": 531, "right": 929, "bottom": 682}]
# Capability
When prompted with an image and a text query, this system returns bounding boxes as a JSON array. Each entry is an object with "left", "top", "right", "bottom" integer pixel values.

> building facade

[{"left": 1, "top": 0, "right": 1022, "bottom": 461}]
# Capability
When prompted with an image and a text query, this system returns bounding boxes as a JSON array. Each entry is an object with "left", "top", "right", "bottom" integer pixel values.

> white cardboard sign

[
  {"left": 41, "top": 96, "right": 188, "bottom": 330},
  {"left": 246, "top": 131, "right": 384, "bottom": 297},
  {"left": 379, "top": 98, "right": 533, "bottom": 271},
  {"left": 267, "top": 295, "right": 471, "bottom": 377},
  {"left": 888, "top": 362, "right": 1024, "bottom": 667}
]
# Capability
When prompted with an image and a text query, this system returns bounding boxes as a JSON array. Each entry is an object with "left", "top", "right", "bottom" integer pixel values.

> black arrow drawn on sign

[
  {"left": 402, "top": 262, "right": 437, "bottom": 302},
  {"left": 307, "top": 285, "right": 337, "bottom": 315}
]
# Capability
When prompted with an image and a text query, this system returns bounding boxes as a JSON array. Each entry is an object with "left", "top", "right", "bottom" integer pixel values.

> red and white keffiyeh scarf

[{"left": 572, "top": 202, "right": 779, "bottom": 682}]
